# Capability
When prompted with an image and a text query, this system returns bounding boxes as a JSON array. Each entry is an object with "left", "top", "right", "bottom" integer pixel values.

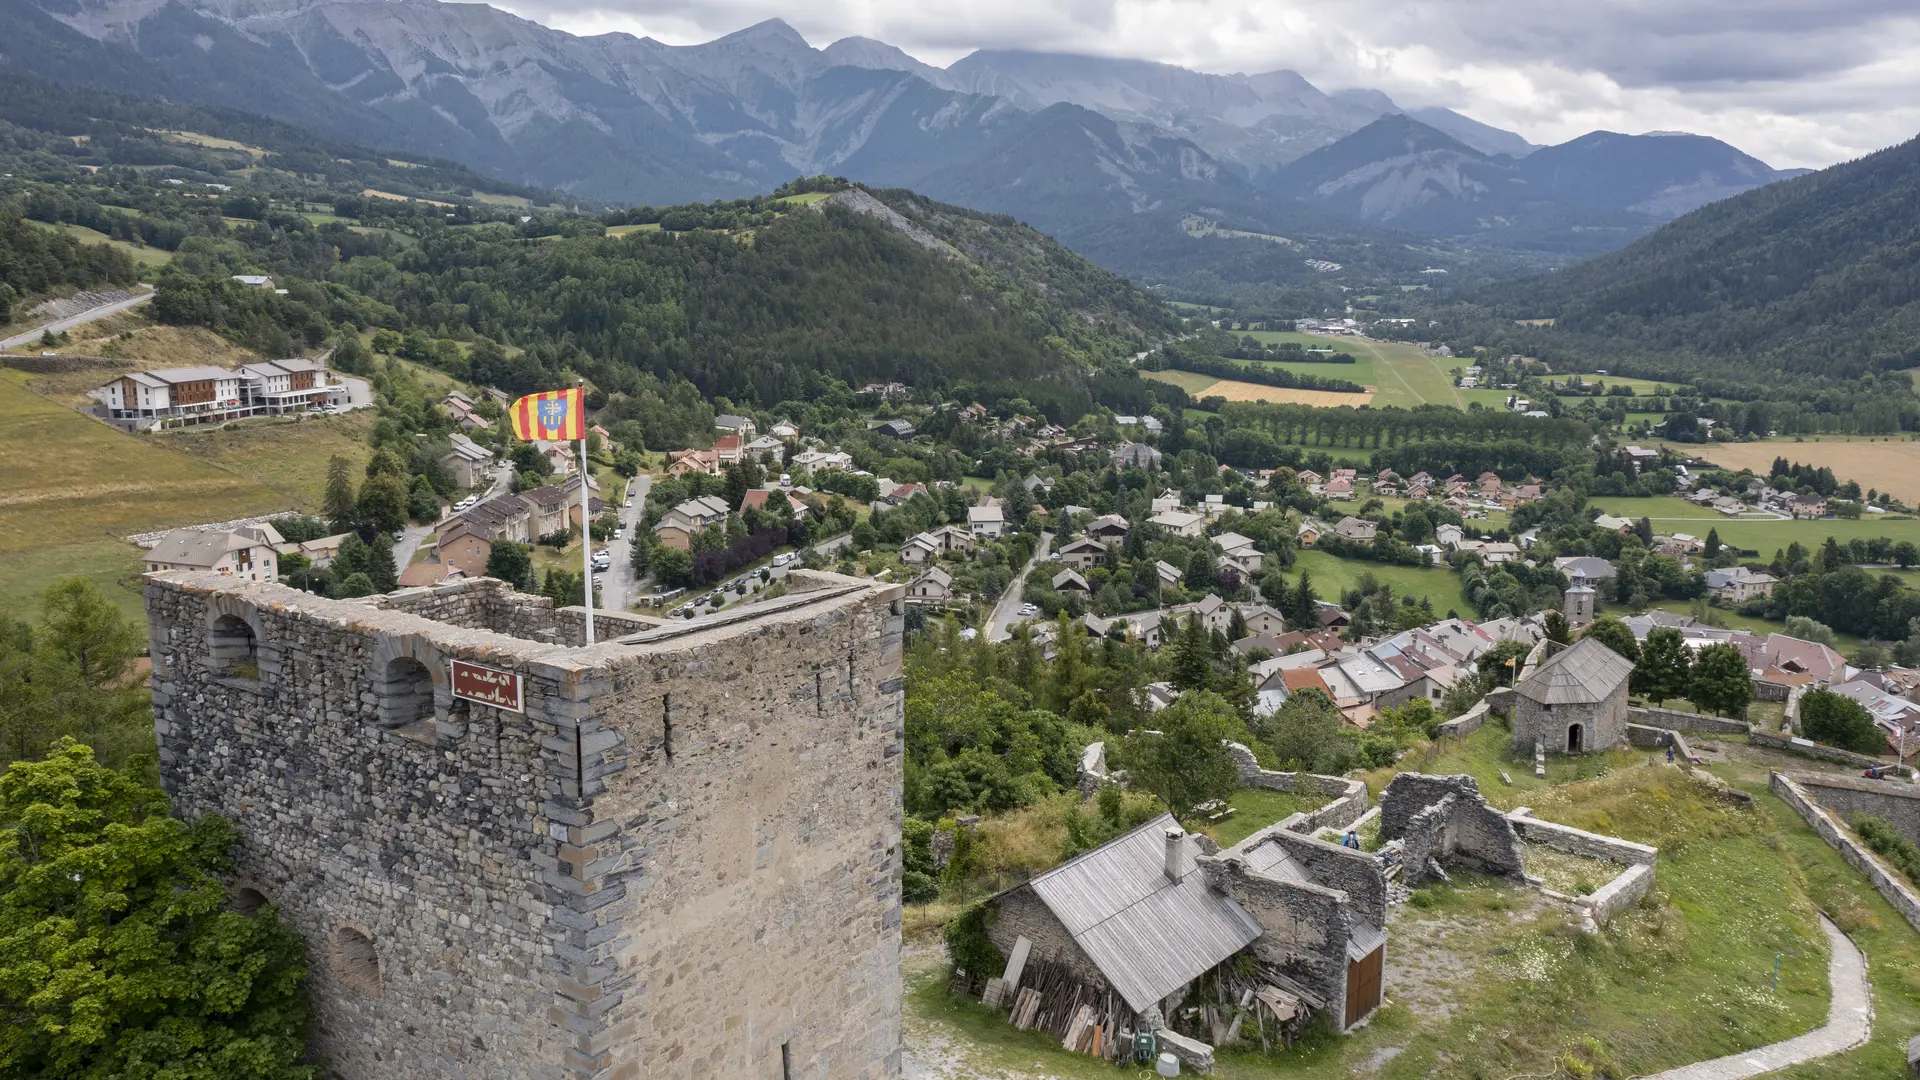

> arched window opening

[
  {"left": 378, "top": 656, "right": 435, "bottom": 728},
  {"left": 232, "top": 886, "right": 269, "bottom": 916},
  {"left": 333, "top": 926, "right": 382, "bottom": 997},
  {"left": 209, "top": 614, "right": 259, "bottom": 680}
]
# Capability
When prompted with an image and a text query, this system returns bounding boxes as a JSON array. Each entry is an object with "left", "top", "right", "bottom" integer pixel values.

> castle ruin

[{"left": 144, "top": 571, "right": 906, "bottom": 1080}]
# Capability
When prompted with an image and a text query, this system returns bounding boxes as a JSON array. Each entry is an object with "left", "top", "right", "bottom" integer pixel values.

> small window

[
  {"left": 378, "top": 656, "right": 435, "bottom": 728},
  {"left": 333, "top": 927, "right": 382, "bottom": 997},
  {"left": 209, "top": 614, "right": 259, "bottom": 680}
]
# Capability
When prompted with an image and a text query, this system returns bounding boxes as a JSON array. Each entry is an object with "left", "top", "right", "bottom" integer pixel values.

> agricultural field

[
  {"left": 904, "top": 724, "right": 1920, "bottom": 1080},
  {"left": 1590, "top": 496, "right": 1920, "bottom": 554},
  {"left": 606, "top": 223, "right": 662, "bottom": 238},
  {"left": 361, "top": 188, "right": 454, "bottom": 208},
  {"left": 1242, "top": 331, "right": 1464, "bottom": 410},
  {"left": 0, "top": 368, "right": 288, "bottom": 620},
  {"left": 1292, "top": 549, "right": 1473, "bottom": 617},
  {"left": 25, "top": 219, "right": 171, "bottom": 266},
  {"left": 1183, "top": 377, "right": 1375, "bottom": 408},
  {"left": 149, "top": 411, "right": 373, "bottom": 509},
  {"left": 1681, "top": 437, "right": 1920, "bottom": 507}
]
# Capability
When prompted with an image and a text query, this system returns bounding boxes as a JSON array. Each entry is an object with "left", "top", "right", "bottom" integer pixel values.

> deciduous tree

[{"left": 1688, "top": 642, "right": 1753, "bottom": 717}]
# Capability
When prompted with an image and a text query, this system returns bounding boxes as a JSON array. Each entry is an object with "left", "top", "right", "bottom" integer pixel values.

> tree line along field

[{"left": 1155, "top": 330, "right": 1465, "bottom": 410}]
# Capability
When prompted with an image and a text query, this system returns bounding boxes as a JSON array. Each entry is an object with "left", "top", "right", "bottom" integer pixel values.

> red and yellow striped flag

[{"left": 508, "top": 388, "right": 586, "bottom": 442}]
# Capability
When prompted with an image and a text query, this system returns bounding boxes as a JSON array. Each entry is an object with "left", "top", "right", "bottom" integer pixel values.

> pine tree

[
  {"left": 366, "top": 535, "right": 399, "bottom": 594},
  {"left": 323, "top": 456, "right": 357, "bottom": 533},
  {"left": 1184, "top": 550, "right": 1212, "bottom": 591},
  {"left": 1704, "top": 528, "right": 1721, "bottom": 557},
  {"left": 1285, "top": 571, "right": 1319, "bottom": 631}
]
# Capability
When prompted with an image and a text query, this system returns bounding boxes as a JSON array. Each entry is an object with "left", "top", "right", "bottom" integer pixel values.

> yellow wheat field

[
  {"left": 1683, "top": 438, "right": 1920, "bottom": 506},
  {"left": 1193, "top": 378, "right": 1375, "bottom": 408}
]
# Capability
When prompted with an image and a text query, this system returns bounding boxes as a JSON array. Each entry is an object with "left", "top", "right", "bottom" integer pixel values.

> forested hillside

[
  {"left": 0, "top": 214, "right": 138, "bottom": 322},
  {"left": 1490, "top": 132, "right": 1920, "bottom": 378}
]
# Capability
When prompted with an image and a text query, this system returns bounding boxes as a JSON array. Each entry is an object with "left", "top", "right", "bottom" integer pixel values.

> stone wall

[
  {"left": 1582, "top": 863, "right": 1654, "bottom": 924},
  {"left": 1199, "top": 856, "right": 1353, "bottom": 1020},
  {"left": 1628, "top": 706, "right": 1751, "bottom": 735},
  {"left": 1792, "top": 772, "right": 1920, "bottom": 847},
  {"left": 1435, "top": 700, "right": 1490, "bottom": 739},
  {"left": 1750, "top": 730, "right": 1913, "bottom": 776},
  {"left": 1506, "top": 811, "right": 1658, "bottom": 866},
  {"left": 1259, "top": 829, "right": 1387, "bottom": 928},
  {"left": 146, "top": 570, "right": 905, "bottom": 1080},
  {"left": 984, "top": 886, "right": 1104, "bottom": 989},
  {"left": 1380, "top": 774, "right": 1524, "bottom": 883},
  {"left": 1223, "top": 742, "right": 1368, "bottom": 831},
  {"left": 1512, "top": 680, "right": 1629, "bottom": 755},
  {"left": 1772, "top": 772, "right": 1920, "bottom": 937}
]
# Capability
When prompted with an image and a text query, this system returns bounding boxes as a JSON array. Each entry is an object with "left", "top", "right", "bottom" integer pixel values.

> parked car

[{"left": 1018, "top": 604, "right": 1038, "bottom": 617}]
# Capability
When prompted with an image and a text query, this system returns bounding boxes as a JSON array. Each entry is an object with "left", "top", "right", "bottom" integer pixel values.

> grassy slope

[{"left": 24, "top": 219, "right": 171, "bottom": 266}]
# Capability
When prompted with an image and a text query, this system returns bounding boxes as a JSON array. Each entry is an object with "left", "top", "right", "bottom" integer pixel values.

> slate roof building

[{"left": 1508, "top": 637, "right": 1635, "bottom": 754}]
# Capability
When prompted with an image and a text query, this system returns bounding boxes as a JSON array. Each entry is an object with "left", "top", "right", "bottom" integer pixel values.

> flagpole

[{"left": 577, "top": 381, "right": 595, "bottom": 646}]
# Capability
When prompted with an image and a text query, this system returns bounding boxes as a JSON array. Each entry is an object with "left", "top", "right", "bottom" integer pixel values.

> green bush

[
  {"left": 1853, "top": 814, "right": 1920, "bottom": 888},
  {"left": 942, "top": 902, "right": 1003, "bottom": 981}
]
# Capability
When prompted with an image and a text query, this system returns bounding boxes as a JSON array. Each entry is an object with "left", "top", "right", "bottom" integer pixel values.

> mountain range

[{"left": 0, "top": 0, "right": 1806, "bottom": 268}]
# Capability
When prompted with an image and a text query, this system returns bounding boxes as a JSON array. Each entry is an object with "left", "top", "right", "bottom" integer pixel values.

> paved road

[
  {"left": 597, "top": 473, "right": 650, "bottom": 610},
  {"left": 403, "top": 463, "right": 512, "bottom": 569},
  {"left": 0, "top": 289, "right": 153, "bottom": 350},
  {"left": 987, "top": 532, "right": 1051, "bottom": 643},
  {"left": 1642, "top": 914, "right": 1868, "bottom": 1080}
]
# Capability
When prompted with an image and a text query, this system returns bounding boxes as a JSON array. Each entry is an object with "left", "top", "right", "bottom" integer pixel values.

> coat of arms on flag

[{"left": 508, "top": 388, "right": 586, "bottom": 442}]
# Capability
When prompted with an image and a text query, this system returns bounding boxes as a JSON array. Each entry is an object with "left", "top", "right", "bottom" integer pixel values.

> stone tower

[
  {"left": 1564, "top": 580, "right": 1596, "bottom": 629},
  {"left": 145, "top": 571, "right": 906, "bottom": 1080}
]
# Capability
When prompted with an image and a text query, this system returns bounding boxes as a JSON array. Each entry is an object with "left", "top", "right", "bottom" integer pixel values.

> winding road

[
  {"left": 986, "top": 532, "right": 1051, "bottom": 642},
  {"left": 0, "top": 289, "right": 153, "bottom": 350}
]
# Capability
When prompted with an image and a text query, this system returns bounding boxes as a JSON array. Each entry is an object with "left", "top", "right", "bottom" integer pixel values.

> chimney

[{"left": 1164, "top": 826, "right": 1185, "bottom": 884}]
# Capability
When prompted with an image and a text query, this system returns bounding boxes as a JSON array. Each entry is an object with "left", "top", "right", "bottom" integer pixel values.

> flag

[{"left": 508, "top": 388, "right": 586, "bottom": 442}]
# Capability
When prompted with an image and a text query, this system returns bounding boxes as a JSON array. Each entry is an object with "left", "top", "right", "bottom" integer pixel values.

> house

[
  {"left": 875, "top": 419, "right": 916, "bottom": 440},
  {"left": 1474, "top": 541, "right": 1522, "bottom": 565},
  {"left": 1150, "top": 489, "right": 1183, "bottom": 514},
  {"left": 1297, "top": 519, "right": 1326, "bottom": 546},
  {"left": 1155, "top": 560, "right": 1185, "bottom": 589},
  {"left": 1704, "top": 567, "right": 1777, "bottom": 604},
  {"left": 534, "top": 441, "right": 576, "bottom": 476},
  {"left": 1296, "top": 470, "right": 1324, "bottom": 486},
  {"left": 1829, "top": 679, "right": 1920, "bottom": 749},
  {"left": 653, "top": 495, "right": 732, "bottom": 550},
  {"left": 1168, "top": 594, "right": 1234, "bottom": 636},
  {"left": 1508, "top": 637, "right": 1635, "bottom": 755},
  {"left": 967, "top": 504, "right": 1007, "bottom": 539},
  {"left": 518, "top": 486, "right": 573, "bottom": 538},
  {"left": 856, "top": 382, "right": 909, "bottom": 402},
  {"left": 1148, "top": 510, "right": 1206, "bottom": 538},
  {"left": 237, "top": 358, "right": 331, "bottom": 415},
  {"left": 1111, "top": 442, "right": 1162, "bottom": 470},
  {"left": 435, "top": 522, "right": 495, "bottom": 579},
  {"left": 1324, "top": 478, "right": 1355, "bottom": 500},
  {"left": 1591, "top": 514, "right": 1636, "bottom": 534},
  {"left": 1622, "top": 446, "right": 1659, "bottom": 472},
  {"left": 450, "top": 492, "right": 535, "bottom": 544},
  {"left": 1212, "top": 532, "right": 1263, "bottom": 574},
  {"left": 1791, "top": 494, "right": 1828, "bottom": 519},
  {"left": 1236, "top": 602, "right": 1287, "bottom": 637},
  {"left": 1334, "top": 517, "right": 1377, "bottom": 542},
  {"left": 983, "top": 815, "right": 1387, "bottom": 1046},
  {"left": 713, "top": 414, "right": 757, "bottom": 439},
  {"left": 710, "top": 434, "right": 744, "bottom": 465},
  {"left": 1435, "top": 523, "right": 1465, "bottom": 550},
  {"left": 1057, "top": 538, "right": 1111, "bottom": 571},
  {"left": 439, "top": 433, "right": 496, "bottom": 490},
  {"left": 1087, "top": 514, "right": 1132, "bottom": 547},
  {"left": 899, "top": 534, "right": 941, "bottom": 565},
  {"left": 1051, "top": 569, "right": 1090, "bottom": 593},
  {"left": 91, "top": 366, "right": 255, "bottom": 428},
  {"left": 790, "top": 449, "right": 854, "bottom": 476},
  {"left": 666, "top": 449, "right": 721, "bottom": 476},
  {"left": 1553, "top": 556, "right": 1617, "bottom": 584},
  {"left": 743, "top": 435, "right": 785, "bottom": 462},
  {"left": 905, "top": 567, "right": 954, "bottom": 605},
  {"left": 769, "top": 421, "right": 800, "bottom": 440},
  {"left": 144, "top": 525, "right": 281, "bottom": 583},
  {"left": 231, "top": 274, "right": 277, "bottom": 289}
]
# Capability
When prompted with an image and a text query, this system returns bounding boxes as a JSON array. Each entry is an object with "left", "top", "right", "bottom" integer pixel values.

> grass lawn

[
  {"left": 605, "top": 223, "right": 662, "bottom": 238},
  {"left": 772, "top": 191, "right": 833, "bottom": 207},
  {"left": 147, "top": 411, "right": 374, "bottom": 509},
  {"left": 905, "top": 724, "right": 1880, "bottom": 1080},
  {"left": 1204, "top": 788, "right": 1330, "bottom": 848},
  {"left": 1292, "top": 549, "right": 1473, "bottom": 617},
  {"left": 1238, "top": 333, "right": 1464, "bottom": 409},
  {"left": 1590, "top": 496, "right": 1920, "bottom": 555},
  {"left": 1142, "top": 368, "right": 1226, "bottom": 394},
  {"left": 25, "top": 219, "right": 171, "bottom": 266},
  {"left": 0, "top": 538, "right": 148, "bottom": 622}
]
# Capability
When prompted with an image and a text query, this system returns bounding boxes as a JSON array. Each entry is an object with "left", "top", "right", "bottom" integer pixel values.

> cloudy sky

[{"left": 485, "top": 0, "right": 1920, "bottom": 168}]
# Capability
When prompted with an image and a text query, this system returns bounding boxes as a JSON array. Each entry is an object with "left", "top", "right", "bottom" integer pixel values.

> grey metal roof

[
  {"left": 1242, "top": 841, "right": 1309, "bottom": 882},
  {"left": 1347, "top": 920, "right": 1386, "bottom": 961},
  {"left": 1025, "top": 814, "right": 1260, "bottom": 1013},
  {"left": 1513, "top": 636, "right": 1634, "bottom": 705}
]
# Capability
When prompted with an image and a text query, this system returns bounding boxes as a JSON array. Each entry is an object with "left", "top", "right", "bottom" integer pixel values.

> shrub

[
  {"left": 942, "top": 902, "right": 1003, "bottom": 981},
  {"left": 1853, "top": 814, "right": 1920, "bottom": 889}
]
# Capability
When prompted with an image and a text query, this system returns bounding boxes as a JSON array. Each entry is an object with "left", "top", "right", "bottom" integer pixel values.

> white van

[
  {"left": 779, "top": 473, "right": 792, "bottom": 487},
  {"left": 772, "top": 552, "right": 795, "bottom": 568}
]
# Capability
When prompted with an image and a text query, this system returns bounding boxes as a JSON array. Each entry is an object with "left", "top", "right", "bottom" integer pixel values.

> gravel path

[{"left": 1642, "top": 914, "right": 1870, "bottom": 1080}]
